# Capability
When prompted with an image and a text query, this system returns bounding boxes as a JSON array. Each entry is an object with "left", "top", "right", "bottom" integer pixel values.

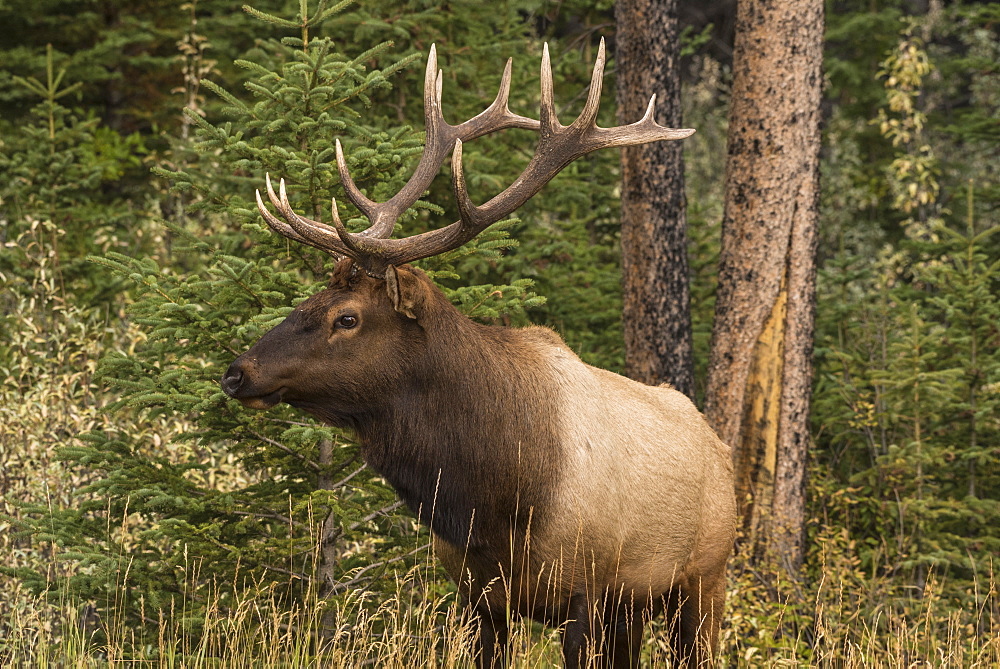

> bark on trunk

[
  {"left": 615, "top": 0, "right": 694, "bottom": 397},
  {"left": 316, "top": 437, "right": 340, "bottom": 633},
  {"left": 703, "top": 0, "right": 823, "bottom": 573}
]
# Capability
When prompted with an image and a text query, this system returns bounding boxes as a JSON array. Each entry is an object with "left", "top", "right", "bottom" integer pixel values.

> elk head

[
  {"left": 220, "top": 261, "right": 435, "bottom": 425},
  {"left": 221, "top": 40, "right": 693, "bottom": 420}
]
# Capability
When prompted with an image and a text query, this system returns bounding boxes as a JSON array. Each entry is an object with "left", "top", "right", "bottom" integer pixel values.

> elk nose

[{"left": 221, "top": 364, "right": 244, "bottom": 396}]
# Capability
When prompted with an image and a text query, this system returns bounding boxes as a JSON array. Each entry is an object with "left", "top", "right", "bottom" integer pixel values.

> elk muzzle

[{"left": 221, "top": 356, "right": 286, "bottom": 409}]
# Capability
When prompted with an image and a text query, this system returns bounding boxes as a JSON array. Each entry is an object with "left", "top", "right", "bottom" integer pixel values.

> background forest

[{"left": 1, "top": 0, "right": 997, "bottom": 666}]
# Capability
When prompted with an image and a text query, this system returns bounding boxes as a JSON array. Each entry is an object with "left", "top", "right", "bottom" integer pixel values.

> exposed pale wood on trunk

[
  {"left": 738, "top": 273, "right": 787, "bottom": 534},
  {"left": 772, "top": 186, "right": 819, "bottom": 572}
]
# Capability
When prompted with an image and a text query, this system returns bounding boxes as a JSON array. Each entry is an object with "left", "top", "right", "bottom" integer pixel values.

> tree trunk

[
  {"left": 615, "top": 0, "right": 694, "bottom": 397},
  {"left": 316, "top": 436, "right": 340, "bottom": 633},
  {"left": 702, "top": 0, "right": 823, "bottom": 574}
]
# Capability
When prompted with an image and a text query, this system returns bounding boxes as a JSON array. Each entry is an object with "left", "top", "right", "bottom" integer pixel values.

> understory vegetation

[{"left": 1, "top": 0, "right": 997, "bottom": 665}]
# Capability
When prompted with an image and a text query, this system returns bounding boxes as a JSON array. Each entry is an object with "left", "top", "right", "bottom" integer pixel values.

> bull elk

[{"left": 221, "top": 40, "right": 736, "bottom": 668}]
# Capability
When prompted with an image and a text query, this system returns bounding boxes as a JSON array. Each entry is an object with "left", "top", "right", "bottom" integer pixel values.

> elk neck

[{"left": 354, "top": 287, "right": 565, "bottom": 559}]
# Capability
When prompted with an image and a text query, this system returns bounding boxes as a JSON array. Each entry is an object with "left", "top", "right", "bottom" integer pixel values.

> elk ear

[{"left": 385, "top": 265, "right": 419, "bottom": 320}]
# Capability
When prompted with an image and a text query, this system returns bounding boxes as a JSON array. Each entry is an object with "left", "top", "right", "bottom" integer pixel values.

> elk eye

[{"left": 336, "top": 314, "right": 358, "bottom": 329}]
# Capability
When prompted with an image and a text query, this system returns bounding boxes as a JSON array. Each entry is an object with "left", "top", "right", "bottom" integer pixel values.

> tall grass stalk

[{"left": 2, "top": 556, "right": 996, "bottom": 667}]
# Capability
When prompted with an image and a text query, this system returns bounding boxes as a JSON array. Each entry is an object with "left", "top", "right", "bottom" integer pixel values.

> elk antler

[{"left": 257, "top": 39, "right": 694, "bottom": 278}]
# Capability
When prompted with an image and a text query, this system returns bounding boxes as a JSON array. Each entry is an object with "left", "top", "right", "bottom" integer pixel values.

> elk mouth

[{"left": 237, "top": 387, "right": 287, "bottom": 410}]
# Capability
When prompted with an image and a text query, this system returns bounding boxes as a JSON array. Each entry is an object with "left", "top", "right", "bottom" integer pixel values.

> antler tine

[
  {"left": 256, "top": 186, "right": 312, "bottom": 247},
  {"left": 255, "top": 175, "right": 348, "bottom": 257},
  {"left": 334, "top": 139, "right": 377, "bottom": 219},
  {"left": 263, "top": 175, "right": 318, "bottom": 246},
  {"left": 427, "top": 43, "right": 440, "bottom": 107},
  {"left": 641, "top": 94, "right": 657, "bottom": 122},
  {"left": 276, "top": 177, "right": 354, "bottom": 257},
  {"left": 451, "top": 139, "right": 480, "bottom": 233},
  {"left": 264, "top": 172, "right": 286, "bottom": 214},
  {"left": 326, "top": 192, "right": 399, "bottom": 262},
  {"left": 495, "top": 58, "right": 512, "bottom": 112},
  {"left": 272, "top": 176, "right": 298, "bottom": 222},
  {"left": 584, "top": 94, "right": 695, "bottom": 148},
  {"left": 326, "top": 196, "right": 380, "bottom": 261},
  {"left": 462, "top": 56, "right": 517, "bottom": 133},
  {"left": 539, "top": 43, "right": 559, "bottom": 134},
  {"left": 572, "top": 37, "right": 606, "bottom": 130}
]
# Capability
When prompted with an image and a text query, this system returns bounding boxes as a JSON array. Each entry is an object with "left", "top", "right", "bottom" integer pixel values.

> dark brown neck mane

[{"left": 355, "top": 285, "right": 563, "bottom": 555}]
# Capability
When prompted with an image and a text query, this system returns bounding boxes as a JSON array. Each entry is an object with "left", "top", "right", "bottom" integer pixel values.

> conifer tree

[
  {"left": 813, "top": 189, "right": 1000, "bottom": 604},
  {"left": 0, "top": 0, "right": 292, "bottom": 135},
  {"left": 911, "top": 190, "right": 1000, "bottom": 586},
  {"left": 6, "top": 0, "right": 542, "bottom": 640},
  {"left": 0, "top": 44, "right": 147, "bottom": 304}
]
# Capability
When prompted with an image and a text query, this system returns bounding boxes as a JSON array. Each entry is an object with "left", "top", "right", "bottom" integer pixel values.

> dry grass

[
  {"left": 2, "top": 231, "right": 997, "bottom": 667},
  {"left": 1, "top": 551, "right": 997, "bottom": 667}
]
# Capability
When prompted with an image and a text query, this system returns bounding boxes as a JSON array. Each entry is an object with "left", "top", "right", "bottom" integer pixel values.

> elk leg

[
  {"left": 698, "top": 574, "right": 726, "bottom": 666},
  {"left": 561, "top": 593, "right": 598, "bottom": 669},
  {"left": 601, "top": 608, "right": 644, "bottom": 669},
  {"left": 675, "top": 575, "right": 726, "bottom": 667},
  {"left": 476, "top": 614, "right": 509, "bottom": 669},
  {"left": 660, "top": 587, "right": 685, "bottom": 663},
  {"left": 466, "top": 601, "right": 508, "bottom": 669}
]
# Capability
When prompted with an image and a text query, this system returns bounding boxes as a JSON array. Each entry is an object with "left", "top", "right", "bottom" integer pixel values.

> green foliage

[
  {"left": 0, "top": 48, "right": 149, "bottom": 306},
  {"left": 2, "top": 0, "right": 999, "bottom": 661},
  {"left": 4, "top": 0, "right": 549, "bottom": 644},
  {"left": 811, "top": 0, "right": 999, "bottom": 628},
  {"left": 912, "top": 199, "right": 1000, "bottom": 563},
  {"left": 0, "top": 0, "right": 301, "bottom": 139},
  {"left": 815, "top": 149, "right": 1000, "bottom": 611},
  {"left": 815, "top": 260, "right": 999, "bottom": 601}
]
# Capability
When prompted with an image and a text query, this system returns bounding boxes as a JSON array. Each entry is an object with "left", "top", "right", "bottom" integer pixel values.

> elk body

[{"left": 222, "top": 42, "right": 736, "bottom": 668}]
